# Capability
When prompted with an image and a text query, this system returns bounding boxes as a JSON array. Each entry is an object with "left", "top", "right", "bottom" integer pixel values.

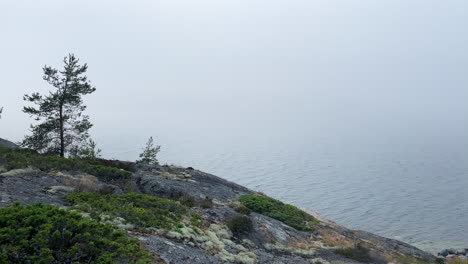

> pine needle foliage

[
  {"left": 0, "top": 202, "right": 152, "bottom": 263},
  {"left": 136, "top": 137, "right": 160, "bottom": 165},
  {"left": 22, "top": 54, "right": 96, "bottom": 157}
]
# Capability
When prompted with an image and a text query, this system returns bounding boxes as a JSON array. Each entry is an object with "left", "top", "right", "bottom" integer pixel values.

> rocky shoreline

[
  {"left": 438, "top": 248, "right": 468, "bottom": 262},
  {"left": 0, "top": 137, "right": 462, "bottom": 264}
]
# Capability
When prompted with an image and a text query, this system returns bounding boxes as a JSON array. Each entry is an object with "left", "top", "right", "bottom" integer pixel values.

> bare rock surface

[
  {"left": 134, "top": 164, "right": 252, "bottom": 202},
  {"left": 0, "top": 170, "right": 65, "bottom": 207},
  {"left": 137, "top": 235, "right": 224, "bottom": 264}
]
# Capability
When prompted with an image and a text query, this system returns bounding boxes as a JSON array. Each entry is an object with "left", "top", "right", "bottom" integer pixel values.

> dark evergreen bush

[
  {"left": 0, "top": 202, "right": 152, "bottom": 264},
  {"left": 226, "top": 215, "right": 253, "bottom": 236}
]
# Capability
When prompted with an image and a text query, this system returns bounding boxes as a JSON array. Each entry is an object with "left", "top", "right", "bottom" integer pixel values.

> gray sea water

[{"left": 141, "top": 134, "right": 468, "bottom": 253}]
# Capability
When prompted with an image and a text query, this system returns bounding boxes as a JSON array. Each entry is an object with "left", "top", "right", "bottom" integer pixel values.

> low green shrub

[
  {"left": 66, "top": 192, "right": 191, "bottom": 230},
  {"left": 199, "top": 197, "right": 214, "bottom": 209},
  {"left": 179, "top": 196, "right": 196, "bottom": 207},
  {"left": 226, "top": 215, "right": 253, "bottom": 236},
  {"left": 239, "top": 194, "right": 318, "bottom": 231},
  {"left": 0, "top": 147, "right": 131, "bottom": 181},
  {"left": 335, "top": 244, "right": 371, "bottom": 263},
  {"left": 88, "top": 158, "right": 137, "bottom": 172},
  {"left": 234, "top": 205, "right": 251, "bottom": 215},
  {"left": 0, "top": 202, "right": 152, "bottom": 264}
]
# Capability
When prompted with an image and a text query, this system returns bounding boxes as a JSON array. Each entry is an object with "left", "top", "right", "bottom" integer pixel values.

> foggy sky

[{"left": 1, "top": 0, "right": 468, "bottom": 160}]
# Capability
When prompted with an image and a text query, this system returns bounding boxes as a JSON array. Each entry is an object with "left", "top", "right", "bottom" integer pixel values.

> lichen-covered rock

[
  {"left": 46, "top": 185, "right": 75, "bottom": 194},
  {"left": 0, "top": 171, "right": 65, "bottom": 207},
  {"left": 136, "top": 235, "right": 223, "bottom": 264},
  {"left": 134, "top": 165, "right": 252, "bottom": 202},
  {"left": 0, "top": 167, "right": 38, "bottom": 177}
]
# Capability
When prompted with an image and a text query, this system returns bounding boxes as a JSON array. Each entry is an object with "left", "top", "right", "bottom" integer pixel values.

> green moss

[
  {"left": 0, "top": 147, "right": 131, "bottom": 181},
  {"left": 0, "top": 202, "right": 152, "bottom": 264},
  {"left": 239, "top": 194, "right": 318, "bottom": 231},
  {"left": 66, "top": 192, "right": 195, "bottom": 230}
]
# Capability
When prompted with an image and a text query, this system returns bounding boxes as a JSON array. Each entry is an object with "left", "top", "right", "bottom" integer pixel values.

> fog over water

[{"left": 1, "top": 0, "right": 468, "bottom": 251}]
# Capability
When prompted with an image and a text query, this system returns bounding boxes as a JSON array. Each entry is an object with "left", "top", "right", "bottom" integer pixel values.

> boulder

[{"left": 438, "top": 249, "right": 449, "bottom": 257}]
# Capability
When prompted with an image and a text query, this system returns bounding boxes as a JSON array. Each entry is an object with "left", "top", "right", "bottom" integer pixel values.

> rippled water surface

[{"left": 150, "top": 136, "right": 468, "bottom": 252}]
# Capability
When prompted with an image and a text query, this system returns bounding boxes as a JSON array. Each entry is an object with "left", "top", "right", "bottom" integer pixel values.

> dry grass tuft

[
  {"left": 448, "top": 258, "right": 468, "bottom": 264},
  {"left": 319, "top": 229, "right": 353, "bottom": 248},
  {"left": 61, "top": 174, "right": 100, "bottom": 192},
  {"left": 288, "top": 241, "right": 314, "bottom": 250}
]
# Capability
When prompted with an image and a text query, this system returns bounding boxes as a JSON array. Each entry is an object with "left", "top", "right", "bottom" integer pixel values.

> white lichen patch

[
  {"left": 160, "top": 222, "right": 257, "bottom": 264},
  {"left": 0, "top": 168, "right": 38, "bottom": 177},
  {"left": 210, "top": 224, "right": 232, "bottom": 239},
  {"left": 159, "top": 171, "right": 196, "bottom": 183},
  {"left": 264, "top": 243, "right": 316, "bottom": 256},
  {"left": 242, "top": 239, "right": 256, "bottom": 248},
  {"left": 166, "top": 231, "right": 184, "bottom": 240},
  {"left": 218, "top": 251, "right": 257, "bottom": 264},
  {"left": 99, "top": 214, "right": 135, "bottom": 230},
  {"left": 46, "top": 185, "right": 75, "bottom": 194},
  {"left": 309, "top": 258, "right": 330, "bottom": 264}
]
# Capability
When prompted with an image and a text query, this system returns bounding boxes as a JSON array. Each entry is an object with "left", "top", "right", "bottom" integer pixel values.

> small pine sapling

[{"left": 137, "top": 137, "right": 161, "bottom": 164}]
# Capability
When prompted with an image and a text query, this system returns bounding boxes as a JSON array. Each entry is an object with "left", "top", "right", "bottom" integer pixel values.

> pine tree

[
  {"left": 137, "top": 137, "right": 161, "bottom": 164},
  {"left": 70, "top": 138, "right": 102, "bottom": 159},
  {"left": 22, "top": 54, "right": 96, "bottom": 157}
]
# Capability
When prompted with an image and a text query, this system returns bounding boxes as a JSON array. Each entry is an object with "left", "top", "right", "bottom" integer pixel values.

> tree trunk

[{"left": 59, "top": 105, "right": 64, "bottom": 157}]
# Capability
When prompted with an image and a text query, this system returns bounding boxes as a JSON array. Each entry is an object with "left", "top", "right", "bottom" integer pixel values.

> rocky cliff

[{"left": 0, "top": 141, "right": 443, "bottom": 264}]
